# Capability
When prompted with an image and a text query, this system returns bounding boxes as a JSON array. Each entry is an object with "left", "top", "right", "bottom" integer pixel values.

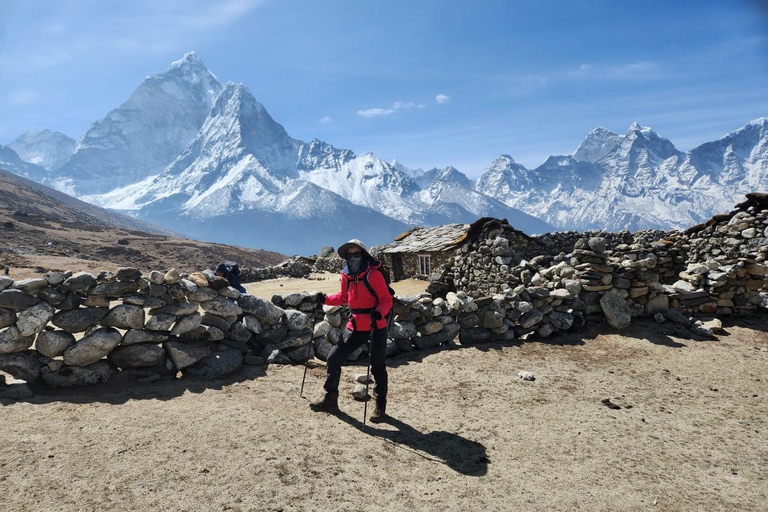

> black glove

[
  {"left": 315, "top": 293, "right": 326, "bottom": 305},
  {"left": 371, "top": 310, "right": 383, "bottom": 321}
]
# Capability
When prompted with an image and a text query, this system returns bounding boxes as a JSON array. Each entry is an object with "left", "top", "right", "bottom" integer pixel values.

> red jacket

[{"left": 325, "top": 260, "right": 393, "bottom": 331}]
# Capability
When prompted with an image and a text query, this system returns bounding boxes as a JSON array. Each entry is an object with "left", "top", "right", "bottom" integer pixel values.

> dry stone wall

[{"left": 1, "top": 194, "right": 766, "bottom": 397}]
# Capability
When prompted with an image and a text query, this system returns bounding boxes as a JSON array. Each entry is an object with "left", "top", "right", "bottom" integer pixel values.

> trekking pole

[
  {"left": 299, "top": 338, "right": 313, "bottom": 397},
  {"left": 362, "top": 324, "right": 374, "bottom": 431}
]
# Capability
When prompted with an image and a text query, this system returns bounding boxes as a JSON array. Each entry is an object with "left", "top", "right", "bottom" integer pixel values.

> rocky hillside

[{"left": 0, "top": 169, "right": 285, "bottom": 279}]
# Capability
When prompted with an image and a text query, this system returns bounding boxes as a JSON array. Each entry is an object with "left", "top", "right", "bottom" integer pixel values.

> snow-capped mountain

[
  {"left": 6, "top": 51, "right": 765, "bottom": 253},
  {"left": 56, "top": 51, "right": 223, "bottom": 195},
  {"left": 80, "top": 76, "right": 550, "bottom": 252},
  {"left": 85, "top": 83, "right": 409, "bottom": 254},
  {"left": 7, "top": 130, "right": 76, "bottom": 171},
  {"left": 476, "top": 119, "right": 768, "bottom": 231},
  {"left": 0, "top": 144, "right": 48, "bottom": 182}
]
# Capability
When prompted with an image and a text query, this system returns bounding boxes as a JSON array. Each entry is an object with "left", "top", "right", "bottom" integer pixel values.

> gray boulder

[
  {"left": 145, "top": 314, "right": 176, "bottom": 331},
  {"left": 256, "top": 324, "right": 290, "bottom": 347},
  {"left": 12, "top": 278, "right": 49, "bottom": 295},
  {"left": 183, "top": 349, "right": 243, "bottom": 379},
  {"left": 276, "top": 328, "right": 312, "bottom": 350},
  {"left": 313, "top": 337, "right": 335, "bottom": 361},
  {"left": 393, "top": 321, "right": 417, "bottom": 339},
  {"left": 0, "top": 289, "right": 40, "bottom": 311},
  {"left": 202, "top": 313, "right": 235, "bottom": 331},
  {"left": 164, "top": 341, "right": 212, "bottom": 370},
  {"left": 102, "top": 305, "right": 145, "bottom": 330},
  {"left": 519, "top": 309, "right": 544, "bottom": 329},
  {"left": 40, "top": 361, "right": 113, "bottom": 387},
  {"left": 90, "top": 281, "right": 140, "bottom": 297},
  {"left": 313, "top": 321, "right": 332, "bottom": 338},
  {"left": 218, "top": 286, "right": 241, "bottom": 299},
  {"left": 284, "top": 343, "right": 314, "bottom": 363},
  {"left": 200, "top": 297, "right": 243, "bottom": 318},
  {"left": 0, "top": 276, "right": 13, "bottom": 292},
  {"left": 188, "top": 287, "right": 218, "bottom": 302},
  {"left": 599, "top": 292, "right": 631, "bottom": 329},
  {"left": 0, "top": 351, "right": 42, "bottom": 382},
  {"left": 63, "top": 327, "right": 122, "bottom": 366},
  {"left": 243, "top": 315, "right": 263, "bottom": 334},
  {"left": 0, "top": 326, "right": 34, "bottom": 354},
  {"left": 546, "top": 311, "right": 574, "bottom": 331},
  {"left": 61, "top": 271, "right": 97, "bottom": 292},
  {"left": 149, "top": 270, "right": 164, "bottom": 285},
  {"left": 116, "top": 267, "right": 141, "bottom": 282},
  {"left": 36, "top": 329, "right": 76, "bottom": 358},
  {"left": 414, "top": 322, "right": 460, "bottom": 349},
  {"left": 0, "top": 308, "right": 16, "bottom": 329},
  {"left": 227, "top": 322, "right": 251, "bottom": 344},
  {"left": 170, "top": 312, "right": 203, "bottom": 336},
  {"left": 237, "top": 294, "right": 284, "bottom": 325},
  {"left": 38, "top": 287, "right": 67, "bottom": 306},
  {"left": 284, "top": 309, "right": 312, "bottom": 331},
  {"left": 108, "top": 344, "right": 166, "bottom": 368},
  {"left": 43, "top": 272, "right": 68, "bottom": 286},
  {"left": 122, "top": 329, "right": 169, "bottom": 346},
  {"left": 53, "top": 307, "right": 109, "bottom": 333},
  {"left": 153, "top": 301, "right": 200, "bottom": 317}
]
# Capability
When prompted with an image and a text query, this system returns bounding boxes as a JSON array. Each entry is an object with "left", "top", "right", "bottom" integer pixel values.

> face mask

[{"left": 346, "top": 253, "right": 363, "bottom": 273}]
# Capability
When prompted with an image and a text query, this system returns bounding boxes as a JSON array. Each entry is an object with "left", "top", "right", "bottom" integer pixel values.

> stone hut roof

[{"left": 379, "top": 223, "right": 471, "bottom": 254}]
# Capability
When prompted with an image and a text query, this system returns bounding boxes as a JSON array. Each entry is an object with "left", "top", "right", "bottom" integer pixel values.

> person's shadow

[{"left": 332, "top": 409, "right": 489, "bottom": 476}]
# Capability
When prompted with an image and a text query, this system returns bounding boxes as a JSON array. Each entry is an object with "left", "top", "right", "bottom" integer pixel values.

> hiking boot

[
  {"left": 309, "top": 392, "right": 339, "bottom": 412},
  {"left": 369, "top": 401, "right": 387, "bottom": 423}
]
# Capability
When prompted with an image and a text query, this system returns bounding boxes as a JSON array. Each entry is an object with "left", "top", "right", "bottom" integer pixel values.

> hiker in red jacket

[{"left": 310, "top": 239, "right": 393, "bottom": 423}]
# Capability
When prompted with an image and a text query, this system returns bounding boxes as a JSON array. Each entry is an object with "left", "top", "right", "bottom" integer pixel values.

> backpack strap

[
  {"left": 346, "top": 269, "right": 381, "bottom": 300},
  {"left": 362, "top": 272, "right": 377, "bottom": 300}
]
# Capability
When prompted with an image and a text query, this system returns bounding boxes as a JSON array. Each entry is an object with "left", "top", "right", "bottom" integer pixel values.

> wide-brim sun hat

[{"left": 338, "top": 239, "right": 369, "bottom": 259}]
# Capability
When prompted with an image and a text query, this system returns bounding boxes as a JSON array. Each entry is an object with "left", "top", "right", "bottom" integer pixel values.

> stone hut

[{"left": 375, "top": 223, "right": 471, "bottom": 281}]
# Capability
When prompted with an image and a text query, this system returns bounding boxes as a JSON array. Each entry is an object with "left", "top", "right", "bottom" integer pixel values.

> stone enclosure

[{"left": 1, "top": 194, "right": 766, "bottom": 397}]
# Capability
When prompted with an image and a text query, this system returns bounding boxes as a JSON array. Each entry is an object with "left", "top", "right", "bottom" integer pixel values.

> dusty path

[{"left": 2, "top": 311, "right": 767, "bottom": 511}]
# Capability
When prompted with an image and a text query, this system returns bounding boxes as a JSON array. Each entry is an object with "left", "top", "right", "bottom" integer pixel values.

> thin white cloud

[
  {"left": 435, "top": 94, "right": 450, "bottom": 104},
  {"left": 357, "top": 100, "right": 421, "bottom": 118},
  {"left": 319, "top": 116, "right": 333, "bottom": 124},
  {"left": 357, "top": 108, "right": 395, "bottom": 118}
]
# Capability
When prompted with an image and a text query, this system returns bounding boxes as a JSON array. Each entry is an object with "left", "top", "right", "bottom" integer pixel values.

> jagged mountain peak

[
  {"left": 432, "top": 166, "right": 472, "bottom": 187},
  {"left": 574, "top": 126, "right": 623, "bottom": 163},
  {"left": 57, "top": 52, "right": 224, "bottom": 195},
  {"left": 488, "top": 154, "right": 526, "bottom": 171},
  {"left": 8, "top": 129, "right": 76, "bottom": 170},
  {"left": 170, "top": 50, "right": 205, "bottom": 68},
  {"left": 163, "top": 51, "right": 219, "bottom": 81}
]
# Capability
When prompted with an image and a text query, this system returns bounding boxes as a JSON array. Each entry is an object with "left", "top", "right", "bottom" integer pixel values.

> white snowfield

[{"left": 2, "top": 51, "right": 766, "bottom": 253}]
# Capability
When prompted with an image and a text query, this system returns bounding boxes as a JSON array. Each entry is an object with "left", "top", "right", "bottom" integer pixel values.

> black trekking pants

[{"left": 323, "top": 328, "right": 388, "bottom": 403}]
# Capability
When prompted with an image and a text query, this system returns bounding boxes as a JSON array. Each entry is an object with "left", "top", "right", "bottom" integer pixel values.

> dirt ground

[{"left": 1, "top": 279, "right": 767, "bottom": 511}]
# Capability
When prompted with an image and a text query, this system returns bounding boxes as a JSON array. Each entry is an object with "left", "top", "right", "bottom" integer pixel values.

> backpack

[{"left": 346, "top": 261, "right": 396, "bottom": 322}]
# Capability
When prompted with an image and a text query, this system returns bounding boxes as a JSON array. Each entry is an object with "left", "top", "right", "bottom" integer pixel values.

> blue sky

[{"left": 1, "top": 0, "right": 767, "bottom": 175}]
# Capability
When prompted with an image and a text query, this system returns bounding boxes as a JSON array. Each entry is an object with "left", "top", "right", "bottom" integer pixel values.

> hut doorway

[{"left": 392, "top": 255, "right": 405, "bottom": 282}]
